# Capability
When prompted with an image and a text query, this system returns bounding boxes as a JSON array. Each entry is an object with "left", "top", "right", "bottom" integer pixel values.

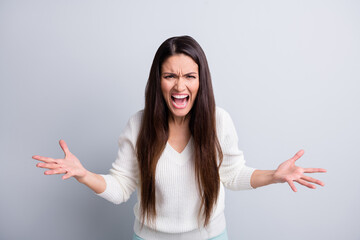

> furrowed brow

[
  {"left": 184, "top": 72, "right": 198, "bottom": 76},
  {"left": 162, "top": 72, "right": 177, "bottom": 76}
]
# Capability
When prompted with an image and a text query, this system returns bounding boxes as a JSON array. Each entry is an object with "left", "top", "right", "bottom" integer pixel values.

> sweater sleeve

[
  {"left": 216, "top": 107, "right": 256, "bottom": 190},
  {"left": 96, "top": 111, "right": 142, "bottom": 204}
]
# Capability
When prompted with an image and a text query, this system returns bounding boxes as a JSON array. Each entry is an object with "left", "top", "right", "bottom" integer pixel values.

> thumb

[
  {"left": 59, "top": 139, "right": 71, "bottom": 156},
  {"left": 291, "top": 149, "right": 304, "bottom": 162}
]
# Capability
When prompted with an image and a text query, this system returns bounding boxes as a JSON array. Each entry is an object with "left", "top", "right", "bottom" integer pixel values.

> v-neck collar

[{"left": 166, "top": 136, "right": 193, "bottom": 155}]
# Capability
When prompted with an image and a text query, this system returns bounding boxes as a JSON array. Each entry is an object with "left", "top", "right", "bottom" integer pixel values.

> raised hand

[
  {"left": 273, "top": 150, "right": 327, "bottom": 192},
  {"left": 33, "top": 140, "right": 88, "bottom": 181}
]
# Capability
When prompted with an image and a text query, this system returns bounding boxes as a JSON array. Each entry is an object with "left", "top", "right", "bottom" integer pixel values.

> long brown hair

[{"left": 136, "top": 35, "right": 223, "bottom": 227}]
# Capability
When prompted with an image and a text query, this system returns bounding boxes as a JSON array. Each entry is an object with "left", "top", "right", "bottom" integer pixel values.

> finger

[
  {"left": 32, "top": 155, "right": 55, "bottom": 163},
  {"left": 304, "top": 168, "right": 327, "bottom": 173},
  {"left": 295, "top": 179, "right": 316, "bottom": 189},
  {"left": 287, "top": 180, "right": 297, "bottom": 192},
  {"left": 62, "top": 172, "right": 72, "bottom": 180},
  {"left": 301, "top": 175, "right": 325, "bottom": 186},
  {"left": 44, "top": 168, "right": 67, "bottom": 175},
  {"left": 59, "top": 140, "right": 70, "bottom": 156},
  {"left": 291, "top": 149, "right": 304, "bottom": 162},
  {"left": 37, "top": 162, "right": 59, "bottom": 169}
]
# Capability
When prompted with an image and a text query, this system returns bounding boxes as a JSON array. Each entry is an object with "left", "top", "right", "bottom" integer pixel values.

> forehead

[{"left": 161, "top": 54, "right": 198, "bottom": 73}]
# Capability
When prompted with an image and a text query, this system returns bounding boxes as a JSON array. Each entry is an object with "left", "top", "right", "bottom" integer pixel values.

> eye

[
  {"left": 186, "top": 75, "right": 196, "bottom": 79},
  {"left": 163, "top": 74, "right": 175, "bottom": 79}
]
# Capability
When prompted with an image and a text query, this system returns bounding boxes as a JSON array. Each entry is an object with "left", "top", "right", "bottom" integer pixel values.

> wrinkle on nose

[{"left": 174, "top": 77, "right": 186, "bottom": 91}]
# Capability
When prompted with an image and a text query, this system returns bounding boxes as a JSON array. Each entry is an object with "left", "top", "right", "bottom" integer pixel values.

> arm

[
  {"left": 217, "top": 107, "right": 256, "bottom": 190},
  {"left": 250, "top": 170, "right": 276, "bottom": 189},
  {"left": 77, "top": 171, "right": 106, "bottom": 194},
  {"left": 33, "top": 140, "right": 106, "bottom": 194},
  {"left": 33, "top": 111, "right": 142, "bottom": 203},
  {"left": 250, "top": 149, "right": 327, "bottom": 192}
]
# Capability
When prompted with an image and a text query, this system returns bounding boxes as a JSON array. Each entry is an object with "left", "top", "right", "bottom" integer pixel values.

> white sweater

[{"left": 97, "top": 107, "right": 256, "bottom": 240}]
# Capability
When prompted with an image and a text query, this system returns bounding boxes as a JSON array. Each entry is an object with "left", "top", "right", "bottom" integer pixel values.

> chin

[{"left": 168, "top": 103, "right": 193, "bottom": 120}]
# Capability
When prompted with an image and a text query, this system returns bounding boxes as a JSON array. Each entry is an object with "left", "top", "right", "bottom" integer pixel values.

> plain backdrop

[{"left": 1, "top": 0, "right": 359, "bottom": 239}]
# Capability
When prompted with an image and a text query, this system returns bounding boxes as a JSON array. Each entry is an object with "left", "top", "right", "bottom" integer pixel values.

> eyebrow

[{"left": 162, "top": 72, "right": 198, "bottom": 75}]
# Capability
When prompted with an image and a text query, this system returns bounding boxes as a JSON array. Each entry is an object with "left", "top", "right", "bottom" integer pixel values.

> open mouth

[{"left": 171, "top": 94, "right": 189, "bottom": 109}]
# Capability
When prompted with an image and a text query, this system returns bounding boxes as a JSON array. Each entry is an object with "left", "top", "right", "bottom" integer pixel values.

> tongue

[{"left": 174, "top": 98, "right": 186, "bottom": 104}]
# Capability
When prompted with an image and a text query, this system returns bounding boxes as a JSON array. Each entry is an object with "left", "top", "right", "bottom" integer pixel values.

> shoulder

[
  {"left": 215, "top": 106, "right": 238, "bottom": 140},
  {"left": 119, "top": 109, "right": 144, "bottom": 141},
  {"left": 215, "top": 106, "right": 233, "bottom": 125},
  {"left": 128, "top": 109, "right": 144, "bottom": 128}
]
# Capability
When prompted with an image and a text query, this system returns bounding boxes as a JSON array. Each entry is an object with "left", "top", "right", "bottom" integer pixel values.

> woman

[{"left": 33, "top": 36, "right": 326, "bottom": 240}]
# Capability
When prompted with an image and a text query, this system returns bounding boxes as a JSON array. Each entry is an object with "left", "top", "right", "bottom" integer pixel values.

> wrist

[
  {"left": 251, "top": 170, "right": 277, "bottom": 188},
  {"left": 273, "top": 169, "right": 287, "bottom": 184},
  {"left": 270, "top": 170, "right": 280, "bottom": 184},
  {"left": 75, "top": 169, "right": 89, "bottom": 184}
]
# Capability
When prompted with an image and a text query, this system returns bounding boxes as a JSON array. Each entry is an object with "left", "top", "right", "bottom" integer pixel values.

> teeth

[{"left": 172, "top": 95, "right": 188, "bottom": 99}]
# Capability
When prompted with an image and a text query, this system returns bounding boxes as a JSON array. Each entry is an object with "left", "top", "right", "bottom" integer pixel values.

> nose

[{"left": 174, "top": 77, "right": 186, "bottom": 92}]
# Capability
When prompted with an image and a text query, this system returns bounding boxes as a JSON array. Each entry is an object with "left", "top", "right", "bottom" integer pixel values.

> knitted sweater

[{"left": 97, "top": 107, "right": 256, "bottom": 239}]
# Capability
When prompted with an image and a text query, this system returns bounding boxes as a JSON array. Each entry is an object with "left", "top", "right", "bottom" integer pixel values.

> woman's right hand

[{"left": 33, "top": 140, "right": 88, "bottom": 181}]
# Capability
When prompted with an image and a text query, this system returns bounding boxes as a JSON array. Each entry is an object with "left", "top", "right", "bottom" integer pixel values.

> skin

[
  {"left": 32, "top": 54, "right": 326, "bottom": 193},
  {"left": 33, "top": 140, "right": 105, "bottom": 194},
  {"left": 251, "top": 150, "right": 327, "bottom": 191},
  {"left": 161, "top": 54, "right": 199, "bottom": 153}
]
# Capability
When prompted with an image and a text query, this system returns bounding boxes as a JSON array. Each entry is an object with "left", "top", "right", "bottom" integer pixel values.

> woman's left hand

[{"left": 273, "top": 150, "right": 327, "bottom": 192}]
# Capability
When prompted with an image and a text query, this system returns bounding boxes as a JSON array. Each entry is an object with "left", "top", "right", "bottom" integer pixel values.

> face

[{"left": 161, "top": 54, "right": 200, "bottom": 121}]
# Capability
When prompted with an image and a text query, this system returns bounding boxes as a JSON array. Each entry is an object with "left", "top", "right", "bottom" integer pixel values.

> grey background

[{"left": 1, "top": 0, "right": 359, "bottom": 239}]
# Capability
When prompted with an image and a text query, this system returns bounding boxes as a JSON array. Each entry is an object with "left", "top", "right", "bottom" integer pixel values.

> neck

[
  {"left": 168, "top": 114, "right": 190, "bottom": 128},
  {"left": 168, "top": 114, "right": 192, "bottom": 147}
]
